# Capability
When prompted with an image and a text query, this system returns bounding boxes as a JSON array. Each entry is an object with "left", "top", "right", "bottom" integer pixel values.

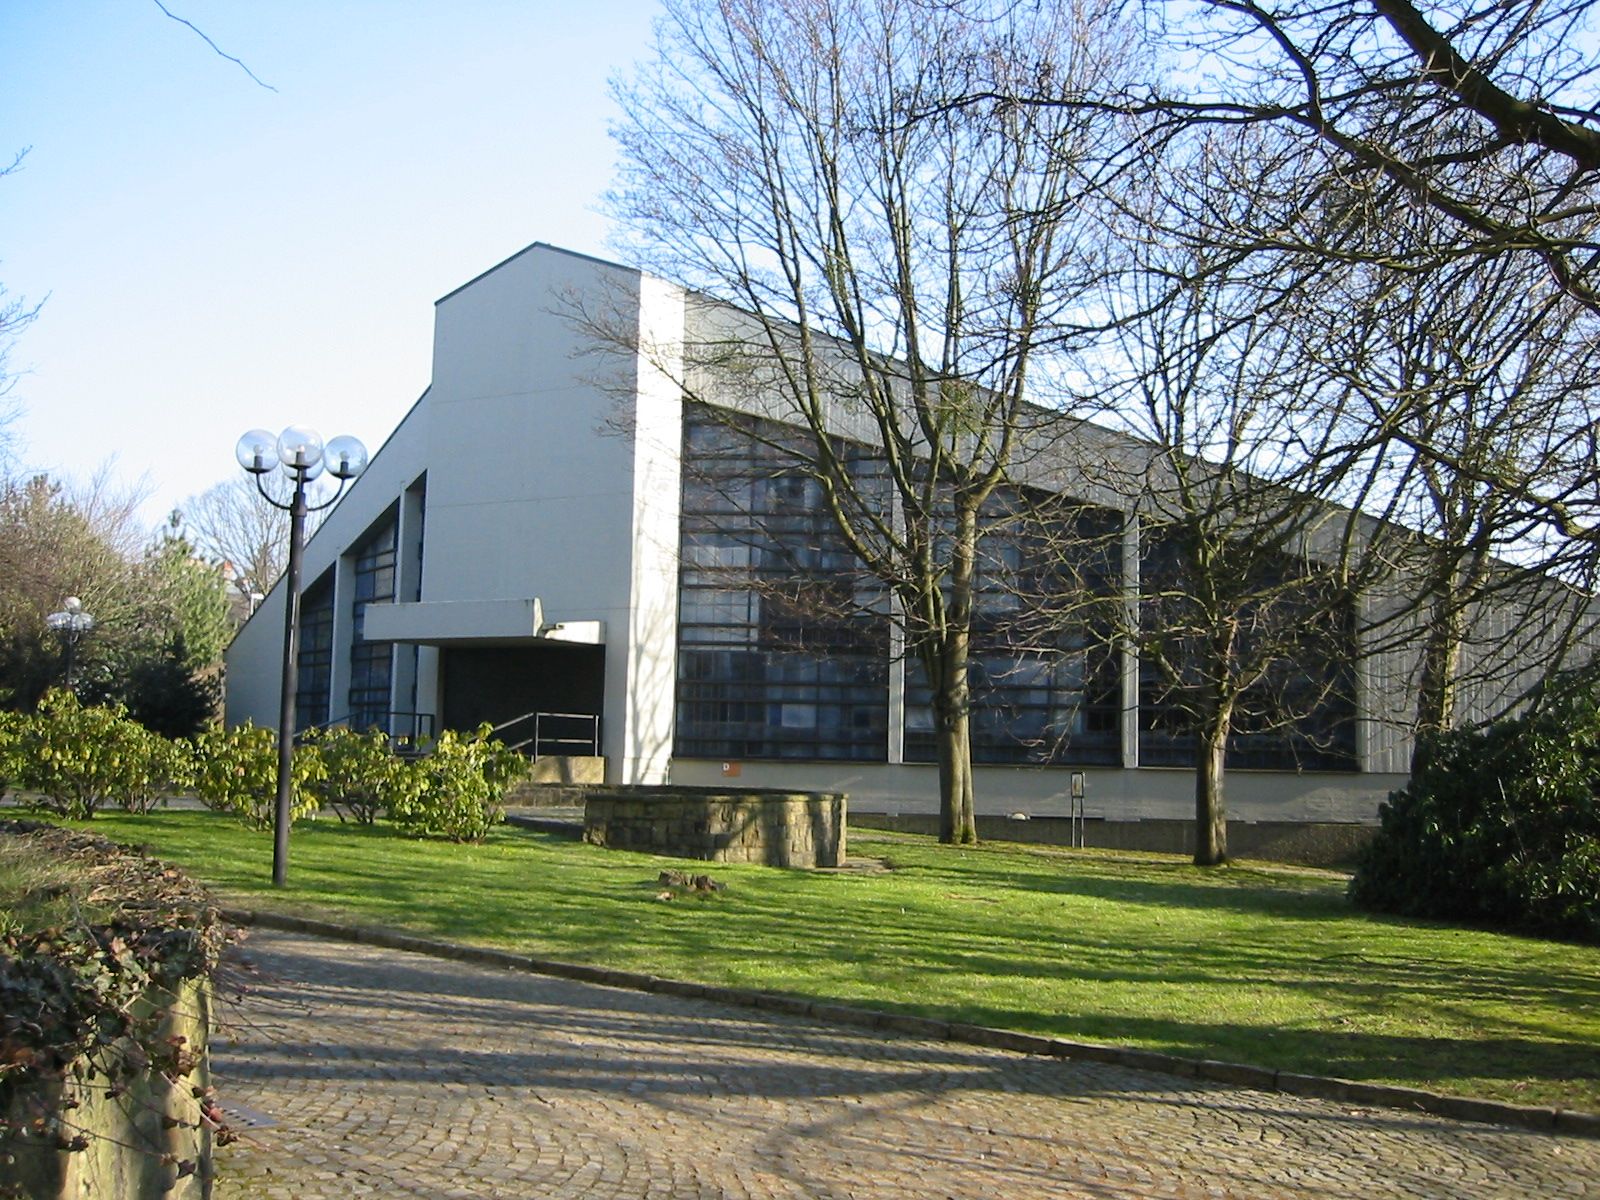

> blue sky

[{"left": 2, "top": 0, "right": 659, "bottom": 528}]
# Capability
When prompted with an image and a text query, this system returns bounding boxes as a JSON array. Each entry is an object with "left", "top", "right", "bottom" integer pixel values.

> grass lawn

[
  {"left": 41, "top": 808, "right": 1600, "bottom": 1113},
  {"left": 0, "top": 832, "right": 90, "bottom": 934}
]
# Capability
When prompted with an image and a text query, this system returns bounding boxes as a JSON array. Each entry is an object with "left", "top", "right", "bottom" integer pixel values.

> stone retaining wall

[
  {"left": 583, "top": 787, "right": 846, "bottom": 867},
  {"left": 502, "top": 757, "right": 605, "bottom": 807},
  {"left": 3, "top": 976, "right": 214, "bottom": 1199}
]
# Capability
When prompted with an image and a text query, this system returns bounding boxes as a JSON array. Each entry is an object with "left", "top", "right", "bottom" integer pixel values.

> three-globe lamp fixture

[{"left": 236, "top": 425, "right": 368, "bottom": 888}]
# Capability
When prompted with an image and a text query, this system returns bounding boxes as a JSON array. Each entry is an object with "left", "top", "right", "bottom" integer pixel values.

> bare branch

[{"left": 150, "top": 0, "right": 278, "bottom": 92}]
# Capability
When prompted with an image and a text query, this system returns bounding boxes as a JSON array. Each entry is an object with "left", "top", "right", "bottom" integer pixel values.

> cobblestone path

[{"left": 212, "top": 931, "right": 1600, "bottom": 1199}]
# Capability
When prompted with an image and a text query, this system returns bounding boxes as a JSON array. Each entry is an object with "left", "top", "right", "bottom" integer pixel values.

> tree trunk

[
  {"left": 1193, "top": 699, "right": 1232, "bottom": 866},
  {"left": 1412, "top": 586, "right": 1466, "bottom": 772},
  {"left": 931, "top": 628, "right": 978, "bottom": 845},
  {"left": 935, "top": 702, "right": 977, "bottom": 844},
  {"left": 934, "top": 504, "right": 981, "bottom": 846}
]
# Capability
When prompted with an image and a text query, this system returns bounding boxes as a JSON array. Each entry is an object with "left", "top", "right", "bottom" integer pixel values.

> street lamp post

[
  {"left": 45, "top": 596, "right": 94, "bottom": 692},
  {"left": 237, "top": 425, "right": 368, "bottom": 888}
]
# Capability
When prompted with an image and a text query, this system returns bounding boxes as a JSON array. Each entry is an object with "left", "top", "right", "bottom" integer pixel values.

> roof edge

[{"left": 434, "top": 241, "right": 639, "bottom": 307}]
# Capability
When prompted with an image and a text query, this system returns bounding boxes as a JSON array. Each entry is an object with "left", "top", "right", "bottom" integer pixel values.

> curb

[{"left": 222, "top": 907, "right": 1600, "bottom": 1141}]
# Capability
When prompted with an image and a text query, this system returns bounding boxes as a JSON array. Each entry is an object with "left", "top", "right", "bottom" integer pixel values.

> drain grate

[{"left": 222, "top": 1103, "right": 278, "bottom": 1130}]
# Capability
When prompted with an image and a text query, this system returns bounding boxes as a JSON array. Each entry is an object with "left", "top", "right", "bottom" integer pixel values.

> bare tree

[
  {"left": 0, "top": 284, "right": 33, "bottom": 474},
  {"left": 1291, "top": 204, "right": 1600, "bottom": 758},
  {"left": 149, "top": 0, "right": 277, "bottom": 91},
  {"left": 1121, "top": 2, "right": 1600, "bottom": 554},
  {"left": 997, "top": 0, "right": 1600, "bottom": 859},
  {"left": 1131, "top": 3, "right": 1600, "bottom": 756},
  {"left": 607, "top": 0, "right": 1136, "bottom": 842},
  {"left": 175, "top": 474, "right": 327, "bottom": 601},
  {"left": 1115, "top": 0, "right": 1600, "bottom": 309},
  {"left": 0, "top": 149, "right": 42, "bottom": 475},
  {"left": 1075, "top": 162, "right": 1387, "bottom": 864}
]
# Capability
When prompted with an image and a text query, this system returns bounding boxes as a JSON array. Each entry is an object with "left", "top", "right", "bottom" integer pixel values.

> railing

[
  {"left": 300, "top": 711, "right": 436, "bottom": 751},
  {"left": 299, "top": 709, "right": 598, "bottom": 759},
  {"left": 490, "top": 710, "right": 602, "bottom": 758}
]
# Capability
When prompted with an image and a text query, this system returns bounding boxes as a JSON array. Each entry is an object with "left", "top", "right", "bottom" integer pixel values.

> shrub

[
  {"left": 8, "top": 691, "right": 192, "bottom": 819},
  {"left": 1350, "top": 669, "right": 1600, "bottom": 941},
  {"left": 0, "top": 708, "right": 17, "bottom": 800},
  {"left": 304, "top": 725, "right": 421, "bottom": 825},
  {"left": 189, "top": 723, "right": 323, "bottom": 830},
  {"left": 121, "top": 644, "right": 221, "bottom": 740},
  {"left": 390, "top": 726, "right": 523, "bottom": 842}
]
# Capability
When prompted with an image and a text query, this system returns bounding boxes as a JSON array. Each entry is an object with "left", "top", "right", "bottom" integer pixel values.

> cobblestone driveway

[{"left": 212, "top": 931, "right": 1600, "bottom": 1199}]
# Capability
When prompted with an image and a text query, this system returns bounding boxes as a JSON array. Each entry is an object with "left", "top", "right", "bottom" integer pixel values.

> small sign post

[{"left": 1069, "top": 772, "right": 1087, "bottom": 849}]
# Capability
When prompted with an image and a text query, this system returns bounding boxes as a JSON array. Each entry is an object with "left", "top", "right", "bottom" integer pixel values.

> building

[{"left": 225, "top": 242, "right": 1582, "bottom": 838}]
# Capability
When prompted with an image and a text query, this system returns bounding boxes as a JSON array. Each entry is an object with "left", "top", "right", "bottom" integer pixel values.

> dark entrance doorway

[{"left": 440, "top": 643, "right": 604, "bottom": 755}]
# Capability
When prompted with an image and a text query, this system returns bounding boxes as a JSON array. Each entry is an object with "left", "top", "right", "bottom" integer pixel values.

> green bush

[
  {"left": 390, "top": 726, "right": 523, "bottom": 842},
  {"left": 1350, "top": 670, "right": 1600, "bottom": 941},
  {"left": 121, "top": 641, "right": 221, "bottom": 740},
  {"left": 189, "top": 722, "right": 324, "bottom": 830},
  {"left": 8, "top": 691, "right": 192, "bottom": 819},
  {"left": 304, "top": 725, "right": 421, "bottom": 825},
  {"left": 0, "top": 708, "right": 17, "bottom": 799}
]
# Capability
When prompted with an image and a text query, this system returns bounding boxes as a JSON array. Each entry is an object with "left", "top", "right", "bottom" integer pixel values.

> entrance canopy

[{"left": 361, "top": 597, "right": 604, "bottom": 648}]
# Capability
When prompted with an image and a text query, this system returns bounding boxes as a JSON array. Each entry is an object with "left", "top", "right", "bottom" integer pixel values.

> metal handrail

[
  {"left": 490, "top": 710, "right": 600, "bottom": 758},
  {"left": 295, "top": 709, "right": 595, "bottom": 758},
  {"left": 299, "top": 710, "right": 436, "bottom": 749}
]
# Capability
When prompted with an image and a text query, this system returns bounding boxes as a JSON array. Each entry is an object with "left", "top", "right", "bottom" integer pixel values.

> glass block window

[
  {"left": 903, "top": 495, "right": 1123, "bottom": 766},
  {"left": 676, "top": 406, "right": 889, "bottom": 761},
  {"left": 348, "top": 515, "right": 397, "bottom": 732},
  {"left": 295, "top": 576, "right": 334, "bottom": 731},
  {"left": 1137, "top": 531, "right": 1358, "bottom": 771}
]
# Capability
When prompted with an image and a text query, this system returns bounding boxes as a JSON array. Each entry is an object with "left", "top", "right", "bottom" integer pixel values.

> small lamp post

[
  {"left": 237, "top": 425, "right": 368, "bottom": 887},
  {"left": 45, "top": 596, "right": 94, "bottom": 692}
]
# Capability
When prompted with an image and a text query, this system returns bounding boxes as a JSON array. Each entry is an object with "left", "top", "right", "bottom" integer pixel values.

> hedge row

[{"left": 0, "top": 691, "right": 525, "bottom": 843}]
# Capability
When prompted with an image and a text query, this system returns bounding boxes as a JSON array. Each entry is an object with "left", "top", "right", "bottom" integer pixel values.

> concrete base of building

[
  {"left": 505, "top": 757, "right": 606, "bottom": 805},
  {"left": 850, "top": 811, "right": 1377, "bottom": 868}
]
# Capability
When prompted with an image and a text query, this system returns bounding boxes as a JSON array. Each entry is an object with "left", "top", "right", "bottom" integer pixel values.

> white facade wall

[
  {"left": 420, "top": 246, "right": 677, "bottom": 783},
  {"left": 618, "top": 275, "right": 685, "bottom": 784},
  {"left": 226, "top": 244, "right": 686, "bottom": 787}
]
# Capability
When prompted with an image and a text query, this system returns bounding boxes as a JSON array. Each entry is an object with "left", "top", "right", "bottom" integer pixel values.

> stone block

[
  {"left": 3, "top": 978, "right": 214, "bottom": 1200},
  {"left": 582, "top": 787, "right": 847, "bottom": 868}
]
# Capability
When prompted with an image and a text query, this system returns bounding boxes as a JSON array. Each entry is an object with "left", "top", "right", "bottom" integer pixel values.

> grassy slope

[
  {"left": 61, "top": 809, "right": 1600, "bottom": 1111},
  {"left": 0, "top": 835, "right": 85, "bottom": 934}
]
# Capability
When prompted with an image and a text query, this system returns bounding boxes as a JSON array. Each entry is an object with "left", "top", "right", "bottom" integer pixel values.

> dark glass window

[
  {"left": 295, "top": 577, "right": 334, "bottom": 731},
  {"left": 407, "top": 485, "right": 424, "bottom": 602},
  {"left": 676, "top": 407, "right": 889, "bottom": 761},
  {"left": 348, "top": 515, "right": 397, "bottom": 731},
  {"left": 1137, "top": 531, "right": 1358, "bottom": 771},
  {"left": 903, "top": 495, "right": 1123, "bottom": 766}
]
